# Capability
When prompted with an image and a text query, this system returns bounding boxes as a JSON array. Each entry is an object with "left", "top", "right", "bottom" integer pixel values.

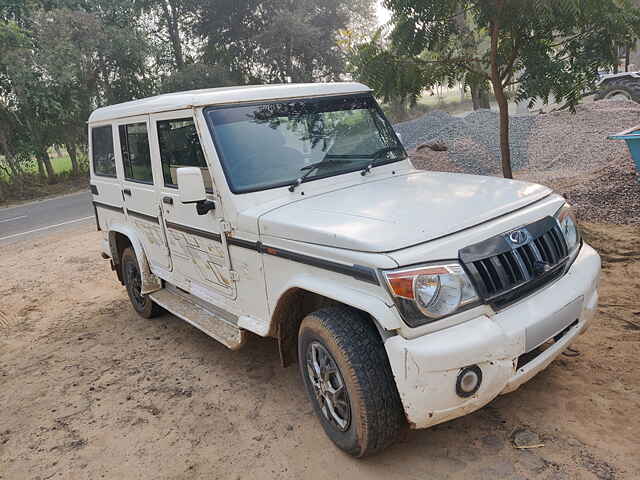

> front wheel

[
  {"left": 298, "top": 307, "right": 405, "bottom": 457},
  {"left": 121, "top": 247, "right": 163, "bottom": 319}
]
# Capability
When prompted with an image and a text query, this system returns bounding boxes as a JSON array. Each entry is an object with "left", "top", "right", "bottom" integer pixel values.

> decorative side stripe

[
  {"left": 262, "top": 245, "right": 380, "bottom": 285},
  {"left": 127, "top": 209, "right": 159, "bottom": 224},
  {"left": 227, "top": 237, "right": 379, "bottom": 285},
  {"left": 129, "top": 217, "right": 378, "bottom": 286},
  {"left": 93, "top": 201, "right": 124, "bottom": 213},
  {"left": 227, "top": 237, "right": 261, "bottom": 251},
  {"left": 165, "top": 222, "right": 222, "bottom": 242}
]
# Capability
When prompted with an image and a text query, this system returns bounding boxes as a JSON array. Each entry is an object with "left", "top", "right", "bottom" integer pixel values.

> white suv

[{"left": 89, "top": 83, "right": 601, "bottom": 457}]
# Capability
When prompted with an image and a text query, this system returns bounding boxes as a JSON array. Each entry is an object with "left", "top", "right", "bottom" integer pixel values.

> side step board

[{"left": 150, "top": 287, "right": 245, "bottom": 350}]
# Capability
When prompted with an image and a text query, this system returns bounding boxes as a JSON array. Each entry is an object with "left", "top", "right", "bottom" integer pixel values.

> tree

[
  {"left": 0, "top": 18, "right": 58, "bottom": 182},
  {"left": 196, "top": 0, "right": 375, "bottom": 84},
  {"left": 0, "top": 2, "right": 156, "bottom": 184},
  {"left": 377, "top": 0, "right": 640, "bottom": 178},
  {"left": 350, "top": 31, "right": 436, "bottom": 117},
  {"left": 0, "top": 0, "right": 378, "bottom": 197},
  {"left": 159, "top": 63, "right": 238, "bottom": 93},
  {"left": 137, "top": 0, "right": 201, "bottom": 72}
]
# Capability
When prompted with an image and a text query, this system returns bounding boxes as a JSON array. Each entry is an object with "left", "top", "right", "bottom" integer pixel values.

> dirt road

[{"left": 0, "top": 223, "right": 638, "bottom": 479}]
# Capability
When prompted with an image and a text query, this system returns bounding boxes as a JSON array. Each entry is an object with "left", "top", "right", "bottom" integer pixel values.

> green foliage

[
  {"left": 159, "top": 64, "right": 240, "bottom": 94},
  {"left": 351, "top": 31, "right": 428, "bottom": 110},
  {"left": 358, "top": 0, "right": 640, "bottom": 176},
  {"left": 198, "top": 0, "right": 374, "bottom": 83},
  {"left": 383, "top": 0, "right": 640, "bottom": 110},
  {"left": 0, "top": 0, "right": 376, "bottom": 192}
]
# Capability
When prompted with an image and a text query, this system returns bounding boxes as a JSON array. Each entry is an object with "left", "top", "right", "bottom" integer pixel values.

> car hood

[{"left": 258, "top": 171, "right": 552, "bottom": 253}]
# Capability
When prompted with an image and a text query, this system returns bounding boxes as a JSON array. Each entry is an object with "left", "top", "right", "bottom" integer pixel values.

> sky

[{"left": 376, "top": 1, "right": 391, "bottom": 25}]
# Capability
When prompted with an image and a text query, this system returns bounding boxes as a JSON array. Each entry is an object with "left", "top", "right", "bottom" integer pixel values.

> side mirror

[{"left": 176, "top": 167, "right": 215, "bottom": 215}]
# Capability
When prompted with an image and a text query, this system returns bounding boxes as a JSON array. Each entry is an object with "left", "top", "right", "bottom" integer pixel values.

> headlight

[
  {"left": 554, "top": 204, "right": 581, "bottom": 254},
  {"left": 383, "top": 263, "right": 479, "bottom": 327}
]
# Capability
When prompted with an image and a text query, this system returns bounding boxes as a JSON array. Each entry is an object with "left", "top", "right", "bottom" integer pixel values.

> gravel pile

[
  {"left": 527, "top": 101, "right": 640, "bottom": 175},
  {"left": 402, "top": 100, "right": 640, "bottom": 224},
  {"left": 448, "top": 137, "right": 498, "bottom": 175},
  {"left": 519, "top": 159, "right": 640, "bottom": 225},
  {"left": 410, "top": 149, "right": 463, "bottom": 174},
  {"left": 395, "top": 109, "right": 536, "bottom": 173},
  {"left": 395, "top": 110, "right": 456, "bottom": 149}
]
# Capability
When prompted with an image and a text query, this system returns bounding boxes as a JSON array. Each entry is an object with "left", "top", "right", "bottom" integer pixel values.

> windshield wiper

[
  {"left": 288, "top": 158, "right": 355, "bottom": 192},
  {"left": 360, "top": 145, "right": 406, "bottom": 176},
  {"left": 288, "top": 145, "right": 405, "bottom": 192}
]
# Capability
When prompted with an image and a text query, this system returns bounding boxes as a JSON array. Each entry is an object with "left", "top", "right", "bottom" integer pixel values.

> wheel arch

[
  {"left": 270, "top": 275, "right": 402, "bottom": 367},
  {"left": 107, "top": 225, "right": 162, "bottom": 294}
]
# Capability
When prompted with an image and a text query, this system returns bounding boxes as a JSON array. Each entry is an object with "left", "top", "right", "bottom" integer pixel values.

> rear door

[
  {"left": 115, "top": 115, "right": 171, "bottom": 270},
  {"left": 149, "top": 110, "right": 236, "bottom": 300},
  {"left": 90, "top": 123, "right": 126, "bottom": 228}
]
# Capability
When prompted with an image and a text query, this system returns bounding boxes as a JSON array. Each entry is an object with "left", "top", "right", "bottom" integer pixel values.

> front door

[
  {"left": 149, "top": 111, "right": 237, "bottom": 301},
  {"left": 115, "top": 115, "right": 171, "bottom": 270}
]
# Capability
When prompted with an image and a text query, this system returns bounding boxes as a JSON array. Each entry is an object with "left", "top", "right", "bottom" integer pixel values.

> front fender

[
  {"left": 107, "top": 224, "right": 162, "bottom": 294},
  {"left": 274, "top": 273, "right": 403, "bottom": 331}
]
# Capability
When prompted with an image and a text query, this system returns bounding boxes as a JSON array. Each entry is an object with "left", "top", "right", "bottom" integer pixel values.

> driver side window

[{"left": 157, "top": 117, "right": 213, "bottom": 192}]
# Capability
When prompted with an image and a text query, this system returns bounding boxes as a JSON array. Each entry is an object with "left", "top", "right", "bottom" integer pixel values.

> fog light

[{"left": 456, "top": 365, "right": 482, "bottom": 398}]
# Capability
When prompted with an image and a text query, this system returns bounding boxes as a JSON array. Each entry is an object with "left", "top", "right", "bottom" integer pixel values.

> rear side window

[
  {"left": 157, "top": 118, "right": 212, "bottom": 191},
  {"left": 119, "top": 122, "right": 153, "bottom": 183},
  {"left": 91, "top": 126, "right": 116, "bottom": 177}
]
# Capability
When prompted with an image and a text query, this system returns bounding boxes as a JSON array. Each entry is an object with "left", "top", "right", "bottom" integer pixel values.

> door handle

[
  {"left": 162, "top": 196, "right": 173, "bottom": 205},
  {"left": 122, "top": 188, "right": 132, "bottom": 196}
]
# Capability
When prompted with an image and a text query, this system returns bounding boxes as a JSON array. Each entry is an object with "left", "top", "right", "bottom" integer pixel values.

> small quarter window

[
  {"left": 91, "top": 125, "right": 116, "bottom": 177},
  {"left": 119, "top": 122, "right": 153, "bottom": 184},
  {"left": 157, "top": 118, "right": 212, "bottom": 191}
]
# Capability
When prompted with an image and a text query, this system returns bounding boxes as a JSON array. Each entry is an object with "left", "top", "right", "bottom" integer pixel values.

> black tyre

[
  {"left": 595, "top": 77, "right": 640, "bottom": 103},
  {"left": 298, "top": 307, "right": 405, "bottom": 457},
  {"left": 121, "top": 247, "right": 163, "bottom": 319}
]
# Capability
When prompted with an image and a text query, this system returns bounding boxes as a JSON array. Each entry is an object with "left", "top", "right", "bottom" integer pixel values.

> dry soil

[{"left": 0, "top": 223, "right": 638, "bottom": 480}]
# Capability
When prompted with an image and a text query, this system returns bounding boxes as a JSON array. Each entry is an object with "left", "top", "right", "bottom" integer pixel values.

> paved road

[{"left": 0, "top": 191, "right": 95, "bottom": 246}]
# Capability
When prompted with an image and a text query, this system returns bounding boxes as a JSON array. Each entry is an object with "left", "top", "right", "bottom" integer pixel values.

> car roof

[{"left": 88, "top": 82, "right": 372, "bottom": 124}]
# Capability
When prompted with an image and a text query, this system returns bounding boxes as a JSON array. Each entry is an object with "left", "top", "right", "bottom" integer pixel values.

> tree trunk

[
  {"left": 489, "top": 13, "right": 513, "bottom": 179},
  {"left": 493, "top": 82, "right": 512, "bottom": 179},
  {"left": 625, "top": 44, "right": 631, "bottom": 72},
  {"left": 66, "top": 143, "right": 79, "bottom": 176},
  {"left": 479, "top": 85, "right": 491, "bottom": 109},
  {"left": 390, "top": 97, "right": 407, "bottom": 121},
  {"left": 36, "top": 156, "right": 46, "bottom": 181},
  {"left": 471, "top": 85, "right": 481, "bottom": 110},
  {"left": 162, "top": 0, "right": 185, "bottom": 69},
  {"left": 0, "top": 136, "right": 21, "bottom": 178},
  {"left": 38, "top": 149, "right": 56, "bottom": 183},
  {"left": 470, "top": 82, "right": 491, "bottom": 110}
]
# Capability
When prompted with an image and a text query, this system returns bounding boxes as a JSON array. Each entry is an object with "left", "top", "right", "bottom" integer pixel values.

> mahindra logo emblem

[{"left": 507, "top": 229, "right": 529, "bottom": 246}]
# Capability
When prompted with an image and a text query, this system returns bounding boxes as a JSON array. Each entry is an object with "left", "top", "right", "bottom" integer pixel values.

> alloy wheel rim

[
  {"left": 125, "top": 260, "right": 145, "bottom": 309},
  {"left": 306, "top": 341, "right": 351, "bottom": 432}
]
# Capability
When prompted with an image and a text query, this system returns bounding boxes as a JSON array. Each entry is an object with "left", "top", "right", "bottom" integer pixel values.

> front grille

[{"left": 459, "top": 216, "right": 569, "bottom": 308}]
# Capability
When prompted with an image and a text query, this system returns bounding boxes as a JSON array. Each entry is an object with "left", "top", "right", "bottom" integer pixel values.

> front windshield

[{"left": 205, "top": 94, "right": 406, "bottom": 193}]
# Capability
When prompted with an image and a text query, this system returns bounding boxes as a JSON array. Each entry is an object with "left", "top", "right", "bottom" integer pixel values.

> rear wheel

[
  {"left": 595, "top": 78, "right": 640, "bottom": 103},
  {"left": 298, "top": 307, "right": 405, "bottom": 457},
  {"left": 121, "top": 247, "right": 163, "bottom": 319}
]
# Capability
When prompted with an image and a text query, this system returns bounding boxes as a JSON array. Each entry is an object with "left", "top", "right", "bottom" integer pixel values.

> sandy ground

[{"left": 0, "top": 222, "right": 638, "bottom": 480}]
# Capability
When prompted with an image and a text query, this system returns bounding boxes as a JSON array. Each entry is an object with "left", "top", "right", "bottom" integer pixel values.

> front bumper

[{"left": 384, "top": 242, "right": 601, "bottom": 429}]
